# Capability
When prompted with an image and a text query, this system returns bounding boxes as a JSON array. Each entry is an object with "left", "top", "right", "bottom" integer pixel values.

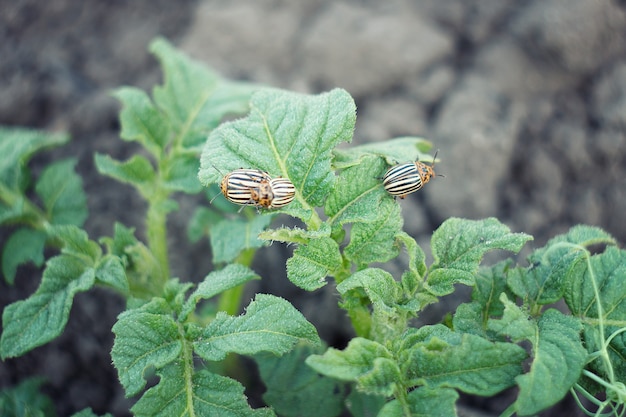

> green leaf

[
  {"left": 94, "top": 153, "right": 156, "bottom": 197},
  {"left": 286, "top": 237, "right": 343, "bottom": 290},
  {"left": 378, "top": 387, "right": 459, "bottom": 417},
  {"left": 512, "top": 309, "right": 586, "bottom": 415},
  {"left": 325, "top": 155, "right": 387, "bottom": 226},
  {"left": 71, "top": 408, "right": 114, "bottom": 417},
  {"left": 111, "top": 306, "right": 182, "bottom": 396},
  {"left": 47, "top": 224, "right": 101, "bottom": 260},
  {"left": 487, "top": 293, "right": 535, "bottom": 342},
  {"left": 306, "top": 337, "right": 396, "bottom": 395},
  {"left": 344, "top": 198, "right": 403, "bottom": 267},
  {"left": 345, "top": 390, "right": 386, "bottom": 417},
  {"left": 35, "top": 158, "right": 87, "bottom": 226},
  {"left": 186, "top": 206, "right": 222, "bottom": 243},
  {"left": 2, "top": 228, "right": 46, "bottom": 285},
  {"left": 332, "top": 136, "right": 433, "bottom": 169},
  {"left": 403, "top": 324, "right": 527, "bottom": 396},
  {"left": 180, "top": 264, "right": 260, "bottom": 321},
  {"left": 396, "top": 232, "right": 427, "bottom": 294},
  {"left": 113, "top": 87, "right": 169, "bottom": 155},
  {"left": 199, "top": 88, "right": 356, "bottom": 220},
  {"left": 94, "top": 254, "right": 128, "bottom": 294},
  {"left": 427, "top": 218, "right": 533, "bottom": 296},
  {"left": 1, "top": 254, "right": 96, "bottom": 358},
  {"left": 337, "top": 268, "right": 400, "bottom": 316},
  {"left": 564, "top": 246, "right": 626, "bottom": 383},
  {"left": 162, "top": 153, "right": 203, "bottom": 193},
  {"left": 256, "top": 343, "right": 345, "bottom": 417},
  {"left": 209, "top": 215, "right": 273, "bottom": 263},
  {"left": 509, "top": 225, "right": 617, "bottom": 306},
  {"left": 150, "top": 38, "right": 258, "bottom": 149},
  {"left": 194, "top": 294, "right": 319, "bottom": 361},
  {"left": 132, "top": 362, "right": 274, "bottom": 417},
  {"left": 454, "top": 262, "right": 515, "bottom": 336},
  {"left": 0, "top": 126, "right": 69, "bottom": 192},
  {"left": 0, "top": 377, "right": 56, "bottom": 417}
]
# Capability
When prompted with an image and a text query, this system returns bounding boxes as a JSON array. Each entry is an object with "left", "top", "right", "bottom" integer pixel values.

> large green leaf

[
  {"left": 150, "top": 38, "right": 258, "bottom": 149},
  {"left": 1, "top": 254, "right": 96, "bottom": 358},
  {"left": 402, "top": 325, "right": 527, "bottom": 396},
  {"left": 198, "top": 88, "right": 356, "bottom": 221},
  {"left": 512, "top": 310, "right": 586, "bottom": 415},
  {"left": 132, "top": 362, "right": 274, "bottom": 417},
  {"left": 427, "top": 218, "right": 532, "bottom": 296},
  {"left": 111, "top": 302, "right": 182, "bottom": 396},
  {"left": 194, "top": 294, "right": 319, "bottom": 361}
]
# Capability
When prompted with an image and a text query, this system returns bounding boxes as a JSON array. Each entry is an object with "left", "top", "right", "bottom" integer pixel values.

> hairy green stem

[{"left": 146, "top": 196, "right": 170, "bottom": 291}]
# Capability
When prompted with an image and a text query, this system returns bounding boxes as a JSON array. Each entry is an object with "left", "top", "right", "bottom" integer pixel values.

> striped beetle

[
  {"left": 250, "top": 177, "right": 296, "bottom": 209},
  {"left": 382, "top": 151, "right": 439, "bottom": 199},
  {"left": 219, "top": 169, "right": 272, "bottom": 206}
]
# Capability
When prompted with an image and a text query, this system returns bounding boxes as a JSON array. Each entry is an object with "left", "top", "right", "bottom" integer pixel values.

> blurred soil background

[{"left": 1, "top": 0, "right": 625, "bottom": 416}]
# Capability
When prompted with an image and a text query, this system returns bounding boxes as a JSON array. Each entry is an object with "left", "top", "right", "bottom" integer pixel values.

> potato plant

[{"left": 1, "top": 38, "right": 625, "bottom": 417}]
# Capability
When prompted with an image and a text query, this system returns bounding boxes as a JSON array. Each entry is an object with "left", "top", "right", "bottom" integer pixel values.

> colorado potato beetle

[
  {"left": 250, "top": 177, "right": 296, "bottom": 209},
  {"left": 382, "top": 151, "right": 439, "bottom": 199},
  {"left": 220, "top": 169, "right": 272, "bottom": 206}
]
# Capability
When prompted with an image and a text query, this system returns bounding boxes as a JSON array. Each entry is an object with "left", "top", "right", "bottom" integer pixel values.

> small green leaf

[
  {"left": 344, "top": 198, "right": 403, "bottom": 267},
  {"left": 0, "top": 126, "right": 69, "bottom": 192},
  {"left": 487, "top": 293, "right": 535, "bottom": 341},
  {"left": 2, "top": 229, "right": 46, "bottom": 285},
  {"left": 332, "top": 136, "right": 433, "bottom": 169},
  {"left": 473, "top": 261, "right": 512, "bottom": 317},
  {"left": 256, "top": 344, "right": 345, "bottom": 417},
  {"left": 199, "top": 88, "right": 356, "bottom": 220},
  {"left": 403, "top": 324, "right": 527, "bottom": 395},
  {"left": 186, "top": 206, "right": 222, "bottom": 243},
  {"left": 180, "top": 264, "right": 260, "bottom": 321},
  {"left": 0, "top": 377, "right": 56, "bottom": 417},
  {"left": 150, "top": 38, "right": 258, "bottom": 149},
  {"left": 71, "top": 408, "right": 114, "bottom": 417},
  {"left": 337, "top": 268, "right": 400, "bottom": 316},
  {"left": 306, "top": 337, "right": 392, "bottom": 383},
  {"left": 325, "top": 156, "right": 387, "bottom": 226},
  {"left": 286, "top": 237, "right": 343, "bottom": 290},
  {"left": 1, "top": 255, "right": 96, "bottom": 358},
  {"left": 47, "top": 224, "right": 101, "bottom": 260},
  {"left": 162, "top": 153, "right": 203, "bottom": 193},
  {"left": 378, "top": 386, "right": 459, "bottom": 417},
  {"left": 111, "top": 306, "right": 182, "bottom": 396},
  {"left": 132, "top": 362, "right": 274, "bottom": 417},
  {"left": 210, "top": 215, "right": 273, "bottom": 263},
  {"left": 512, "top": 309, "right": 586, "bottom": 415},
  {"left": 396, "top": 232, "right": 427, "bottom": 293},
  {"left": 427, "top": 218, "right": 532, "bottom": 296},
  {"left": 113, "top": 87, "right": 169, "bottom": 155},
  {"left": 194, "top": 294, "right": 319, "bottom": 361},
  {"left": 95, "top": 254, "right": 128, "bottom": 294},
  {"left": 35, "top": 158, "right": 87, "bottom": 226},
  {"left": 94, "top": 153, "right": 156, "bottom": 196}
]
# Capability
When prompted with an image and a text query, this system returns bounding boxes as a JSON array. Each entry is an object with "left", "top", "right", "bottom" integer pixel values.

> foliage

[{"left": 1, "top": 38, "right": 625, "bottom": 417}]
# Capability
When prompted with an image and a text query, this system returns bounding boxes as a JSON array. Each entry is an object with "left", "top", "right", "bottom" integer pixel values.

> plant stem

[{"left": 146, "top": 195, "right": 171, "bottom": 291}]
